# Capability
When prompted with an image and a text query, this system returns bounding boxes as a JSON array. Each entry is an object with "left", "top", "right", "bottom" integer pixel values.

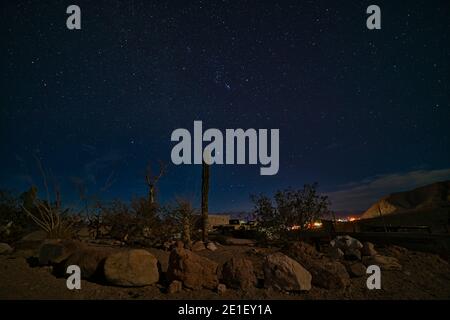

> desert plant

[
  {"left": 21, "top": 158, "right": 76, "bottom": 239},
  {"left": 251, "top": 183, "right": 330, "bottom": 241},
  {"left": 98, "top": 197, "right": 165, "bottom": 245},
  {"left": 201, "top": 160, "right": 210, "bottom": 242},
  {"left": 163, "top": 198, "right": 198, "bottom": 247},
  {"left": 21, "top": 190, "right": 75, "bottom": 239},
  {"left": 99, "top": 200, "right": 135, "bottom": 242},
  {"left": 0, "top": 189, "right": 34, "bottom": 241}
]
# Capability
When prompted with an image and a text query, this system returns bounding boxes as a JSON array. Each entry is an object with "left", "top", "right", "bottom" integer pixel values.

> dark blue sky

[{"left": 1, "top": 0, "right": 449, "bottom": 213}]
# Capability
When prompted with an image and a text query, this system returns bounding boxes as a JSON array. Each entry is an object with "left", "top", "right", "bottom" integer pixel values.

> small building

[{"left": 194, "top": 214, "right": 230, "bottom": 230}]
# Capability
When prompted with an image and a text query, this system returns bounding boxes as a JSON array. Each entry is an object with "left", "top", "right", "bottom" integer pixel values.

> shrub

[
  {"left": 21, "top": 187, "right": 75, "bottom": 239},
  {"left": 251, "top": 183, "right": 330, "bottom": 241},
  {"left": 0, "top": 189, "right": 34, "bottom": 241},
  {"left": 162, "top": 198, "right": 199, "bottom": 247}
]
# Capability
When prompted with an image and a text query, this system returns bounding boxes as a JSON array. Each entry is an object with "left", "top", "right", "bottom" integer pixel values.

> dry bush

[
  {"left": 20, "top": 158, "right": 76, "bottom": 239},
  {"left": 0, "top": 189, "right": 35, "bottom": 241},
  {"left": 162, "top": 198, "right": 199, "bottom": 247},
  {"left": 98, "top": 197, "right": 166, "bottom": 245},
  {"left": 21, "top": 190, "right": 75, "bottom": 239},
  {"left": 251, "top": 183, "right": 330, "bottom": 241}
]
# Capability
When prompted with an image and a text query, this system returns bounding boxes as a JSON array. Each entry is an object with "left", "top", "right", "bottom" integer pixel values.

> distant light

[{"left": 313, "top": 221, "right": 323, "bottom": 228}]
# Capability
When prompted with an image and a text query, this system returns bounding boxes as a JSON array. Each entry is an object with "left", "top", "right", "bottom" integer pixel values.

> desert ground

[{"left": 1, "top": 236, "right": 450, "bottom": 300}]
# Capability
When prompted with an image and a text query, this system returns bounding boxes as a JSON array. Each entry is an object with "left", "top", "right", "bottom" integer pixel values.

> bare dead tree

[{"left": 145, "top": 160, "right": 166, "bottom": 205}]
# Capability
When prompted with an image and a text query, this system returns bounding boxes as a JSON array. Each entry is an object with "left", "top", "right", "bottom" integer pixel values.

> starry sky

[{"left": 1, "top": 0, "right": 449, "bottom": 214}]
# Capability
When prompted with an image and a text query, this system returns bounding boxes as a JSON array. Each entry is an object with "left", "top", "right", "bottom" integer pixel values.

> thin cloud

[{"left": 327, "top": 168, "right": 450, "bottom": 213}]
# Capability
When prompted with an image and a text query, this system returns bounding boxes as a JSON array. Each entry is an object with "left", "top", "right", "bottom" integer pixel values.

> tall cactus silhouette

[{"left": 201, "top": 157, "right": 210, "bottom": 242}]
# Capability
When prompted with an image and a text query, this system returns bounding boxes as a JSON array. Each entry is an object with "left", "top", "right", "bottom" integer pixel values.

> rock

[
  {"left": 331, "top": 235, "right": 363, "bottom": 251},
  {"left": 284, "top": 242, "right": 350, "bottom": 289},
  {"left": 301, "top": 258, "right": 350, "bottom": 289},
  {"left": 104, "top": 249, "right": 160, "bottom": 286},
  {"left": 38, "top": 240, "right": 84, "bottom": 265},
  {"left": 42, "top": 265, "right": 53, "bottom": 273},
  {"left": 20, "top": 230, "right": 47, "bottom": 242},
  {"left": 0, "top": 243, "right": 13, "bottom": 255},
  {"left": 344, "top": 248, "right": 362, "bottom": 261},
  {"left": 217, "top": 283, "right": 227, "bottom": 294},
  {"left": 385, "top": 245, "right": 409, "bottom": 258},
  {"left": 361, "top": 242, "right": 377, "bottom": 256},
  {"left": 76, "top": 227, "right": 92, "bottom": 240},
  {"left": 263, "top": 252, "right": 312, "bottom": 291},
  {"left": 168, "top": 280, "right": 183, "bottom": 294},
  {"left": 65, "top": 247, "right": 115, "bottom": 279},
  {"left": 286, "top": 241, "right": 321, "bottom": 258},
  {"left": 328, "top": 247, "right": 344, "bottom": 260},
  {"left": 223, "top": 238, "right": 256, "bottom": 246},
  {"left": 345, "top": 262, "right": 367, "bottom": 278},
  {"left": 283, "top": 241, "right": 322, "bottom": 260},
  {"left": 221, "top": 257, "right": 257, "bottom": 290},
  {"left": 191, "top": 241, "right": 206, "bottom": 252},
  {"left": 362, "top": 255, "right": 402, "bottom": 271},
  {"left": 167, "top": 247, "right": 219, "bottom": 290},
  {"left": 206, "top": 242, "right": 218, "bottom": 251}
]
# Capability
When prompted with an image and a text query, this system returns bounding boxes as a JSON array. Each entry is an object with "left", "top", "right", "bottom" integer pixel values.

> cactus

[{"left": 201, "top": 160, "right": 210, "bottom": 242}]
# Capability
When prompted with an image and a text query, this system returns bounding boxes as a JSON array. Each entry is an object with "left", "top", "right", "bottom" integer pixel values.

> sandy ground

[{"left": 1, "top": 243, "right": 450, "bottom": 300}]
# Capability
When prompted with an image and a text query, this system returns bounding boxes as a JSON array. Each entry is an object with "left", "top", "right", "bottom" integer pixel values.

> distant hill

[{"left": 360, "top": 180, "right": 450, "bottom": 219}]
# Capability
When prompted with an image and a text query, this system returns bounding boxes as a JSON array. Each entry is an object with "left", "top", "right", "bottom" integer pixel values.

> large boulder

[
  {"left": 362, "top": 255, "right": 402, "bottom": 271},
  {"left": 309, "top": 259, "right": 350, "bottom": 289},
  {"left": 331, "top": 235, "right": 363, "bottom": 251},
  {"left": 263, "top": 252, "right": 312, "bottom": 291},
  {"left": 331, "top": 236, "right": 363, "bottom": 262},
  {"left": 0, "top": 243, "right": 13, "bottom": 255},
  {"left": 284, "top": 242, "right": 350, "bottom": 289},
  {"left": 20, "top": 230, "right": 47, "bottom": 242},
  {"left": 221, "top": 257, "right": 257, "bottom": 290},
  {"left": 64, "top": 246, "right": 115, "bottom": 279},
  {"left": 104, "top": 249, "right": 159, "bottom": 287},
  {"left": 166, "top": 247, "right": 219, "bottom": 290},
  {"left": 38, "top": 240, "right": 84, "bottom": 265}
]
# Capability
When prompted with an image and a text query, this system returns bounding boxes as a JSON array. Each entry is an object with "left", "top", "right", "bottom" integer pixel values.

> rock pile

[{"left": 285, "top": 242, "right": 350, "bottom": 289}]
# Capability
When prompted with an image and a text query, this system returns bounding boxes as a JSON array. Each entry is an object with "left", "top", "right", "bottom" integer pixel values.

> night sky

[{"left": 1, "top": 0, "right": 449, "bottom": 214}]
